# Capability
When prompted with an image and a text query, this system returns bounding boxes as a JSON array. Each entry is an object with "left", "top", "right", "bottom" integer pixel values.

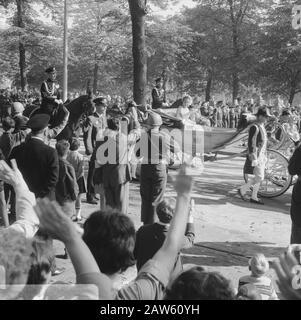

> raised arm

[
  {"left": 152, "top": 164, "right": 193, "bottom": 275},
  {"left": 34, "top": 198, "right": 113, "bottom": 300},
  {"left": 46, "top": 106, "right": 70, "bottom": 140},
  {"left": 0, "top": 160, "right": 39, "bottom": 238}
]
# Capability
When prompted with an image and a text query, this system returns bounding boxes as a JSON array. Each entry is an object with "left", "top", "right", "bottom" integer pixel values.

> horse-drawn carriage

[{"left": 140, "top": 107, "right": 294, "bottom": 199}]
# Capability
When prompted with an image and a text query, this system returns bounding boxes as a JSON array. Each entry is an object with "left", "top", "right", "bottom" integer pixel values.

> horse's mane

[{"left": 65, "top": 95, "right": 90, "bottom": 111}]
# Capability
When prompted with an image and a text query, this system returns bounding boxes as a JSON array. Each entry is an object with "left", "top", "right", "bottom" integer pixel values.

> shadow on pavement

[{"left": 181, "top": 241, "right": 287, "bottom": 267}]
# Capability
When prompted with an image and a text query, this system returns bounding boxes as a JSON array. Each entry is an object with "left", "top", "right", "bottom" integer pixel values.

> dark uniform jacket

[
  {"left": 134, "top": 222, "right": 195, "bottom": 277},
  {"left": 10, "top": 138, "right": 59, "bottom": 199},
  {"left": 152, "top": 87, "right": 166, "bottom": 109},
  {"left": 40, "top": 78, "right": 61, "bottom": 114},
  {"left": 244, "top": 123, "right": 267, "bottom": 175}
]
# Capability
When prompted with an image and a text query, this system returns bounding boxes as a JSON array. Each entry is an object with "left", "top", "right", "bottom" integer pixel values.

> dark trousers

[
  {"left": 140, "top": 164, "right": 167, "bottom": 225},
  {"left": 87, "top": 151, "right": 96, "bottom": 200},
  {"left": 105, "top": 182, "right": 129, "bottom": 215}
]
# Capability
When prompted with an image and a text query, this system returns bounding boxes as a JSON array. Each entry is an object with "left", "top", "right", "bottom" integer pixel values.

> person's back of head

[
  {"left": 164, "top": 267, "right": 235, "bottom": 300},
  {"left": 249, "top": 253, "right": 269, "bottom": 277},
  {"left": 2, "top": 117, "right": 15, "bottom": 132},
  {"left": 0, "top": 229, "right": 33, "bottom": 288},
  {"left": 26, "top": 238, "right": 54, "bottom": 286},
  {"left": 107, "top": 118, "right": 120, "bottom": 132},
  {"left": 69, "top": 137, "right": 80, "bottom": 152},
  {"left": 156, "top": 198, "right": 176, "bottom": 224},
  {"left": 83, "top": 209, "right": 136, "bottom": 275},
  {"left": 56, "top": 140, "right": 70, "bottom": 158}
]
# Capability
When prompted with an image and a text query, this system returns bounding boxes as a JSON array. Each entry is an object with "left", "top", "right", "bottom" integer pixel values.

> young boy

[
  {"left": 67, "top": 138, "right": 86, "bottom": 221},
  {"left": 238, "top": 253, "right": 278, "bottom": 300},
  {"left": 134, "top": 197, "right": 195, "bottom": 281}
]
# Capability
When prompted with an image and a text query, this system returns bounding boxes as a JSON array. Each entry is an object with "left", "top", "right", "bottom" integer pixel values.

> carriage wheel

[{"left": 244, "top": 149, "right": 292, "bottom": 198}]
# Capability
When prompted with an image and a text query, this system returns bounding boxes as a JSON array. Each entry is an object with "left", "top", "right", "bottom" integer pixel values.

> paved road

[{"left": 52, "top": 153, "right": 292, "bottom": 292}]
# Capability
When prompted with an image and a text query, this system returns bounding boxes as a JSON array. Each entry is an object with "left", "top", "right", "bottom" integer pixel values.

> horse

[{"left": 24, "top": 94, "right": 95, "bottom": 141}]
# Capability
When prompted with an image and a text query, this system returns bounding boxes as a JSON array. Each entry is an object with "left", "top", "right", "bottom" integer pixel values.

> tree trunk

[
  {"left": 128, "top": 0, "right": 147, "bottom": 105},
  {"left": 205, "top": 69, "right": 213, "bottom": 102},
  {"left": 289, "top": 71, "right": 301, "bottom": 106},
  {"left": 232, "top": 72, "right": 239, "bottom": 101},
  {"left": 16, "top": 0, "right": 27, "bottom": 92},
  {"left": 228, "top": 0, "right": 240, "bottom": 102},
  {"left": 93, "top": 62, "right": 99, "bottom": 95}
]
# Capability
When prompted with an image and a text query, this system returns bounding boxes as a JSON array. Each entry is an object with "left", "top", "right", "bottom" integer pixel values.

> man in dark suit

[
  {"left": 134, "top": 198, "right": 195, "bottom": 280},
  {"left": 10, "top": 114, "right": 59, "bottom": 200}
]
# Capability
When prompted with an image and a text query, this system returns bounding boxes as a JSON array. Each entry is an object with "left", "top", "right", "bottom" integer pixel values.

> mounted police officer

[
  {"left": 40, "top": 67, "right": 63, "bottom": 123},
  {"left": 151, "top": 77, "right": 168, "bottom": 110},
  {"left": 239, "top": 107, "right": 271, "bottom": 205}
]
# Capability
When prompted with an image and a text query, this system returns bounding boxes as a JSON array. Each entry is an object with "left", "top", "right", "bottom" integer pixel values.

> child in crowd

[
  {"left": 134, "top": 197, "right": 195, "bottom": 281},
  {"left": 67, "top": 138, "right": 86, "bottom": 222},
  {"left": 238, "top": 253, "right": 278, "bottom": 300},
  {"left": 236, "top": 283, "right": 262, "bottom": 300}
]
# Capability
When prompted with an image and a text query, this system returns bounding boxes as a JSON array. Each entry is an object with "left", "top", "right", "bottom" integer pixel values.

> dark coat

[
  {"left": 289, "top": 145, "right": 301, "bottom": 227},
  {"left": 134, "top": 222, "right": 195, "bottom": 278},
  {"left": 56, "top": 158, "right": 79, "bottom": 205},
  {"left": 244, "top": 123, "right": 266, "bottom": 175},
  {"left": 152, "top": 87, "right": 166, "bottom": 109},
  {"left": 10, "top": 138, "right": 59, "bottom": 199}
]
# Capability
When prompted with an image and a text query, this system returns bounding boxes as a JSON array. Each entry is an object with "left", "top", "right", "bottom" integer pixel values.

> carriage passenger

[{"left": 176, "top": 95, "right": 192, "bottom": 121}]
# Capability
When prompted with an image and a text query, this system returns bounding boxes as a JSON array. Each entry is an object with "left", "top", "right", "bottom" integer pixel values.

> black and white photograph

[{"left": 0, "top": 0, "right": 301, "bottom": 307}]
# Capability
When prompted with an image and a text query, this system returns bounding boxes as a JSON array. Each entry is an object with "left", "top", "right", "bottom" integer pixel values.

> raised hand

[
  {"left": 0, "top": 159, "right": 27, "bottom": 189},
  {"left": 173, "top": 163, "right": 194, "bottom": 196},
  {"left": 34, "top": 199, "right": 78, "bottom": 244},
  {"left": 272, "top": 252, "right": 301, "bottom": 300}
]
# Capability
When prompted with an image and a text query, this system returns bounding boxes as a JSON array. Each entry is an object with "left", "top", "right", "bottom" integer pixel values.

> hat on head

[
  {"left": 45, "top": 66, "right": 56, "bottom": 73},
  {"left": 256, "top": 107, "right": 272, "bottom": 118},
  {"left": 27, "top": 114, "right": 50, "bottom": 131},
  {"left": 12, "top": 102, "right": 24, "bottom": 114},
  {"left": 93, "top": 97, "right": 107, "bottom": 106},
  {"left": 155, "top": 77, "right": 162, "bottom": 83}
]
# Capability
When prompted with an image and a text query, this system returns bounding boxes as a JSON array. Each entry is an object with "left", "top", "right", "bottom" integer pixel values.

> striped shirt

[{"left": 239, "top": 275, "right": 278, "bottom": 300}]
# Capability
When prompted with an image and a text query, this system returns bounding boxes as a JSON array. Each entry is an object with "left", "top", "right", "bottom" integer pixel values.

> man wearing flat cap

[
  {"left": 152, "top": 77, "right": 168, "bottom": 110},
  {"left": 83, "top": 96, "right": 108, "bottom": 204},
  {"left": 239, "top": 107, "right": 271, "bottom": 205}
]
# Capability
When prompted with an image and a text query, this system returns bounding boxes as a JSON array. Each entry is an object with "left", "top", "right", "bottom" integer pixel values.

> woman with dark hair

[
  {"left": 164, "top": 267, "right": 235, "bottom": 300},
  {"left": 82, "top": 209, "right": 137, "bottom": 291}
]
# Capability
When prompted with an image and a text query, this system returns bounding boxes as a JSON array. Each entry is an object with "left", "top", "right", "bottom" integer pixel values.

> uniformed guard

[
  {"left": 83, "top": 96, "right": 108, "bottom": 204},
  {"left": 140, "top": 112, "right": 181, "bottom": 225},
  {"left": 151, "top": 78, "right": 168, "bottom": 110},
  {"left": 40, "top": 66, "right": 63, "bottom": 119},
  {"left": 239, "top": 107, "right": 271, "bottom": 205}
]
